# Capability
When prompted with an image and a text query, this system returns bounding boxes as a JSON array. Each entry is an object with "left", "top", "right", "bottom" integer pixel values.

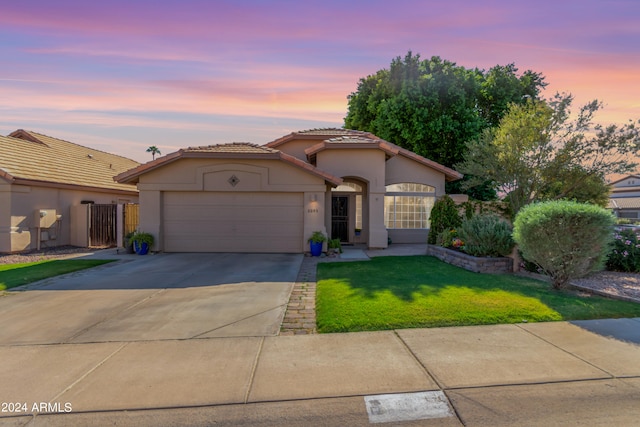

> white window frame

[{"left": 384, "top": 183, "right": 436, "bottom": 229}]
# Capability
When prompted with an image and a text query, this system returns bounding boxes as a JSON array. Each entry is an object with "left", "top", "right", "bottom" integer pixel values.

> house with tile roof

[
  {"left": 0, "top": 130, "right": 139, "bottom": 253},
  {"left": 116, "top": 129, "right": 461, "bottom": 253},
  {"left": 608, "top": 173, "right": 640, "bottom": 221}
]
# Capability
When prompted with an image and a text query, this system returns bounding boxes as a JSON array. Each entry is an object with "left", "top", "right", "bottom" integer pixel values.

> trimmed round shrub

[
  {"left": 428, "top": 195, "right": 461, "bottom": 244},
  {"left": 606, "top": 227, "right": 640, "bottom": 272},
  {"left": 458, "top": 213, "right": 515, "bottom": 257},
  {"left": 513, "top": 200, "right": 615, "bottom": 289}
]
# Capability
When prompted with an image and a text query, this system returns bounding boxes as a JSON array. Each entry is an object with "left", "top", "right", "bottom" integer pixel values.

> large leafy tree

[
  {"left": 344, "top": 52, "right": 546, "bottom": 198},
  {"left": 456, "top": 94, "right": 640, "bottom": 216}
]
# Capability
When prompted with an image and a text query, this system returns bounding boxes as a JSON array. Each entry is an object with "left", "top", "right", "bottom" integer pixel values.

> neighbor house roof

[
  {"left": 0, "top": 130, "right": 140, "bottom": 194},
  {"left": 609, "top": 197, "right": 640, "bottom": 210},
  {"left": 304, "top": 135, "right": 463, "bottom": 182},
  {"left": 115, "top": 142, "right": 343, "bottom": 186},
  {"left": 608, "top": 173, "right": 640, "bottom": 186}
]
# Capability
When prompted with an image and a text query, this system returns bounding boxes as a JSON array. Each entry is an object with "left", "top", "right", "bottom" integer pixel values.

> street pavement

[{"left": 0, "top": 248, "right": 639, "bottom": 426}]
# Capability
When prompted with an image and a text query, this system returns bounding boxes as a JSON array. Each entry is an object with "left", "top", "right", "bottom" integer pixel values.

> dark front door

[{"left": 331, "top": 196, "right": 349, "bottom": 242}]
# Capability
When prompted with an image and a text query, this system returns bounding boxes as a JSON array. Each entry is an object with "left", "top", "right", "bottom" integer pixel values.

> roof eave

[
  {"left": 12, "top": 178, "right": 138, "bottom": 196},
  {"left": 115, "top": 151, "right": 185, "bottom": 184},
  {"left": 0, "top": 168, "right": 16, "bottom": 183}
]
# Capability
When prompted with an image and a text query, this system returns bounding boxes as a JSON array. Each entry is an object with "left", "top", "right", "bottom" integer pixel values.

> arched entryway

[{"left": 330, "top": 178, "right": 367, "bottom": 244}]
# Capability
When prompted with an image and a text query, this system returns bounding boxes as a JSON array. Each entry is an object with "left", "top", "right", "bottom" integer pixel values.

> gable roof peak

[{"left": 8, "top": 129, "right": 48, "bottom": 146}]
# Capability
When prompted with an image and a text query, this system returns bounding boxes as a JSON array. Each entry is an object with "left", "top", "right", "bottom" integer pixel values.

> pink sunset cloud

[{"left": 0, "top": 0, "right": 638, "bottom": 162}]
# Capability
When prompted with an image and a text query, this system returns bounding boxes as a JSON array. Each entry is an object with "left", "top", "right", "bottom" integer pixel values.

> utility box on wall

[{"left": 34, "top": 209, "right": 58, "bottom": 228}]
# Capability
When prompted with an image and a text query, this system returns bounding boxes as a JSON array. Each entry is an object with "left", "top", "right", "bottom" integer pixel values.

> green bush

[
  {"left": 513, "top": 200, "right": 615, "bottom": 289},
  {"left": 428, "top": 195, "right": 462, "bottom": 244},
  {"left": 458, "top": 213, "right": 515, "bottom": 257},
  {"left": 606, "top": 228, "right": 640, "bottom": 272}
]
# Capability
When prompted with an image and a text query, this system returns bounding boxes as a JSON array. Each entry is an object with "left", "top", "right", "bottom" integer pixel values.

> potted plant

[
  {"left": 308, "top": 231, "right": 327, "bottom": 256},
  {"left": 131, "top": 232, "right": 154, "bottom": 255},
  {"left": 355, "top": 228, "right": 361, "bottom": 236}
]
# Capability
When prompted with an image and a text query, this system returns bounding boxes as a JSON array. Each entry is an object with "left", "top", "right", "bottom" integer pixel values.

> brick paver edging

[
  {"left": 280, "top": 257, "right": 320, "bottom": 335},
  {"left": 280, "top": 254, "right": 352, "bottom": 335}
]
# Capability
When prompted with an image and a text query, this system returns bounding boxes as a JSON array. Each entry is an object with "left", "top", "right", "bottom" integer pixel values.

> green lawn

[
  {"left": 316, "top": 256, "right": 640, "bottom": 333},
  {"left": 0, "top": 259, "right": 115, "bottom": 290}
]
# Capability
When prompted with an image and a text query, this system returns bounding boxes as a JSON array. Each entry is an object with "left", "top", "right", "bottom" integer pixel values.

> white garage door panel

[{"left": 163, "top": 192, "right": 303, "bottom": 252}]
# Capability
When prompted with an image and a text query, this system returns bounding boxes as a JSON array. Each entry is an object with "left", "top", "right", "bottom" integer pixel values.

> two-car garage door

[{"left": 163, "top": 192, "right": 303, "bottom": 253}]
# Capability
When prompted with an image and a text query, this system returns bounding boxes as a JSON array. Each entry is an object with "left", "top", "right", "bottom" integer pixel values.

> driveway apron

[{"left": 0, "top": 253, "right": 302, "bottom": 345}]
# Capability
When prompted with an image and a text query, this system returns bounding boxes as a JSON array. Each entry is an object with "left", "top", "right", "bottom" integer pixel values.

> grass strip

[{"left": 0, "top": 259, "right": 115, "bottom": 290}]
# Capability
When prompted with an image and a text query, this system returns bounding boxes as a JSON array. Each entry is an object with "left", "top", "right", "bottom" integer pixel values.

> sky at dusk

[{"left": 1, "top": 0, "right": 639, "bottom": 163}]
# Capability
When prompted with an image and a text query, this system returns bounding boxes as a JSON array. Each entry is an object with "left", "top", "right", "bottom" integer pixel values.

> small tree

[
  {"left": 428, "top": 195, "right": 461, "bottom": 244},
  {"left": 513, "top": 200, "right": 615, "bottom": 289},
  {"left": 457, "top": 94, "right": 640, "bottom": 216}
]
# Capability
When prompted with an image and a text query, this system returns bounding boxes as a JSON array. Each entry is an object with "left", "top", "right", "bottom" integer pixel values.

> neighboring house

[
  {"left": 608, "top": 173, "right": 640, "bottom": 220},
  {"left": 115, "top": 128, "right": 461, "bottom": 253},
  {"left": 0, "top": 130, "right": 140, "bottom": 253}
]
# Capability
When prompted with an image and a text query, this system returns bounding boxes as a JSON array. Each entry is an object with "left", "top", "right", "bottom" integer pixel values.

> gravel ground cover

[
  {"left": 571, "top": 271, "right": 640, "bottom": 303},
  {"left": 0, "top": 246, "right": 97, "bottom": 265}
]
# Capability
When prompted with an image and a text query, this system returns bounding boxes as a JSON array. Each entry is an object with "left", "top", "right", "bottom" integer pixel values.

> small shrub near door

[
  {"left": 513, "top": 200, "right": 615, "bottom": 289},
  {"left": 606, "top": 228, "right": 640, "bottom": 272}
]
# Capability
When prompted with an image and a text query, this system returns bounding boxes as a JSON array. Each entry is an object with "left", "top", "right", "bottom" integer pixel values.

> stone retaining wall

[{"left": 426, "top": 245, "right": 513, "bottom": 273}]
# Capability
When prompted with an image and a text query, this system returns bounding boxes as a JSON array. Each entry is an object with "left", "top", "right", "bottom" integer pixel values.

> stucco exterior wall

[
  {"left": 1, "top": 182, "right": 137, "bottom": 253},
  {"left": 385, "top": 155, "right": 446, "bottom": 195},
  {"left": 316, "top": 148, "right": 388, "bottom": 248},
  {"left": 271, "top": 139, "right": 322, "bottom": 161},
  {"left": 138, "top": 158, "right": 325, "bottom": 191},
  {"left": 135, "top": 158, "right": 329, "bottom": 252}
]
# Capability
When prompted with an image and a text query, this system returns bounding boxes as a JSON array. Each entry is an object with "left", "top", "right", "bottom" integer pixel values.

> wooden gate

[
  {"left": 123, "top": 203, "right": 139, "bottom": 237},
  {"left": 89, "top": 204, "right": 117, "bottom": 247}
]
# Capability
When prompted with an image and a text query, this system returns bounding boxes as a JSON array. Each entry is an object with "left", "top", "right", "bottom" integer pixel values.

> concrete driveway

[{"left": 0, "top": 252, "right": 302, "bottom": 345}]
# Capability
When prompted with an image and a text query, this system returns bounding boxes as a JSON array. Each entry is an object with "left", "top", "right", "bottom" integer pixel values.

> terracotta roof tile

[
  {"left": 325, "top": 135, "right": 381, "bottom": 144},
  {"left": 0, "top": 130, "right": 139, "bottom": 193},
  {"left": 265, "top": 128, "right": 379, "bottom": 148},
  {"left": 184, "top": 142, "right": 279, "bottom": 154},
  {"left": 297, "top": 128, "right": 372, "bottom": 136}
]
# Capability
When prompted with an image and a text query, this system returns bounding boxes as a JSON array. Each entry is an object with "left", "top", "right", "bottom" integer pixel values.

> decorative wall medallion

[{"left": 228, "top": 174, "right": 240, "bottom": 187}]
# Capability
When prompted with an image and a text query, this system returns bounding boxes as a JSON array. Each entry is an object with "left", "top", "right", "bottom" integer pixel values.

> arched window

[
  {"left": 384, "top": 183, "right": 436, "bottom": 229},
  {"left": 332, "top": 182, "right": 363, "bottom": 192}
]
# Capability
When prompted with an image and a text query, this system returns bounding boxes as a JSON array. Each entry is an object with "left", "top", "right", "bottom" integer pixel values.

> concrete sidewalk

[{"left": 1, "top": 319, "right": 639, "bottom": 425}]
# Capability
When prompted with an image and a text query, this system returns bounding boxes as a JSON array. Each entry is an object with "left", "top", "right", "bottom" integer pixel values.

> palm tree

[{"left": 146, "top": 146, "right": 161, "bottom": 160}]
